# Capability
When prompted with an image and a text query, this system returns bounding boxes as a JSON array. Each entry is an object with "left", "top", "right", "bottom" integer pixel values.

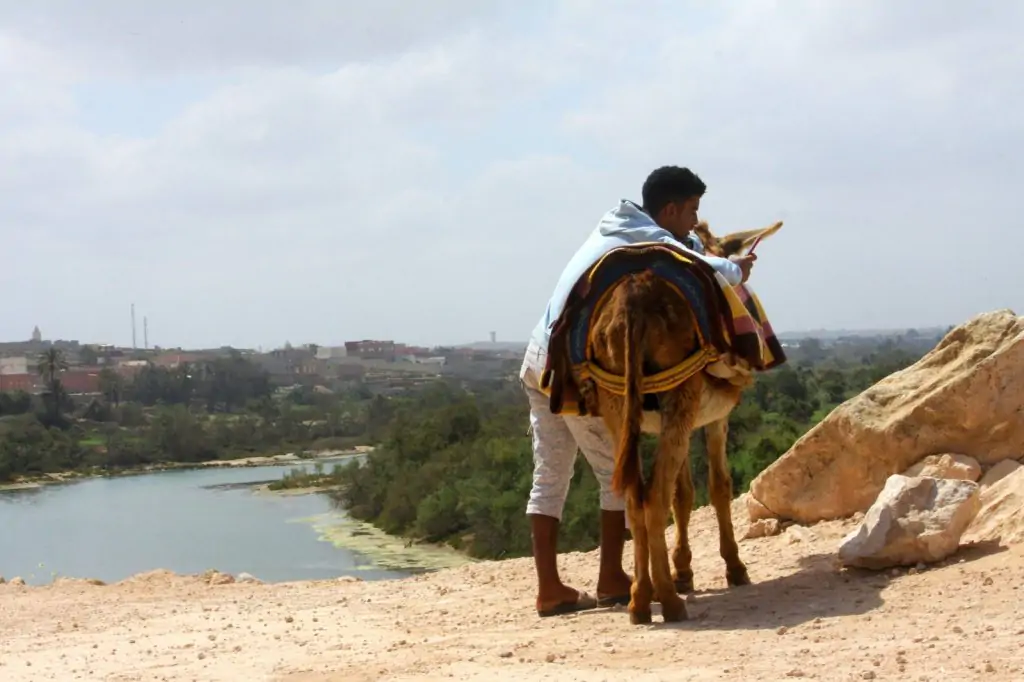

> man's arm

[{"left": 654, "top": 234, "right": 745, "bottom": 286}]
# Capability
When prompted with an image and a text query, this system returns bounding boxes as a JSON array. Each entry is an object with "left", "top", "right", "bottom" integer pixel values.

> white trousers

[{"left": 520, "top": 340, "right": 626, "bottom": 520}]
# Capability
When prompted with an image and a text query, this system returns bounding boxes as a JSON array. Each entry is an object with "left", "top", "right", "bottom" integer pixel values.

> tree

[
  {"left": 0, "top": 390, "right": 32, "bottom": 416},
  {"left": 79, "top": 346, "right": 99, "bottom": 365},
  {"left": 98, "top": 368, "right": 124, "bottom": 407},
  {"left": 36, "top": 348, "right": 69, "bottom": 426},
  {"left": 818, "top": 368, "right": 848, "bottom": 404},
  {"left": 798, "top": 337, "right": 826, "bottom": 363},
  {"left": 200, "top": 353, "right": 272, "bottom": 412},
  {"left": 147, "top": 405, "right": 215, "bottom": 462},
  {"left": 36, "top": 348, "right": 68, "bottom": 385},
  {"left": 127, "top": 363, "right": 195, "bottom": 406},
  {"left": 80, "top": 398, "right": 113, "bottom": 422}
]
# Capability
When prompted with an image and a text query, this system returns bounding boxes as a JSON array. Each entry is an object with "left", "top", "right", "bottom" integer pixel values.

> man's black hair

[{"left": 640, "top": 166, "right": 706, "bottom": 218}]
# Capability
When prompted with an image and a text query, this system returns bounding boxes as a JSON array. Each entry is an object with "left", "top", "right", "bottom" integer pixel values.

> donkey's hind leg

[
  {"left": 671, "top": 457, "right": 696, "bottom": 594},
  {"left": 651, "top": 377, "right": 703, "bottom": 622},
  {"left": 705, "top": 417, "right": 750, "bottom": 587}
]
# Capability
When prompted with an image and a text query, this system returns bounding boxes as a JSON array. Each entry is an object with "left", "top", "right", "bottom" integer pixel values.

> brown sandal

[{"left": 596, "top": 593, "right": 631, "bottom": 607}]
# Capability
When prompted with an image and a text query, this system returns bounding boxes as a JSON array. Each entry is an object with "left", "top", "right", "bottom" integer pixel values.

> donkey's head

[{"left": 693, "top": 220, "right": 783, "bottom": 259}]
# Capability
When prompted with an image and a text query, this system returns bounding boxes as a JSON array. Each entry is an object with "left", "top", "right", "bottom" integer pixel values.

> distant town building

[
  {"left": 0, "top": 356, "right": 30, "bottom": 375},
  {"left": 0, "top": 373, "right": 35, "bottom": 393},
  {"left": 61, "top": 368, "right": 102, "bottom": 394},
  {"left": 0, "top": 363, "right": 102, "bottom": 395},
  {"left": 253, "top": 346, "right": 322, "bottom": 386},
  {"left": 315, "top": 345, "right": 348, "bottom": 360},
  {"left": 31, "top": 326, "right": 42, "bottom": 343},
  {"left": 344, "top": 340, "right": 397, "bottom": 361},
  {"left": 395, "top": 344, "right": 432, "bottom": 357},
  {"left": 151, "top": 351, "right": 217, "bottom": 368},
  {"left": 114, "top": 359, "right": 149, "bottom": 378},
  {"left": 406, "top": 356, "right": 446, "bottom": 366}
]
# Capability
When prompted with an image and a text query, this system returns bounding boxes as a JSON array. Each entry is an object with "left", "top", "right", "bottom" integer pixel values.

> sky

[{"left": 1, "top": 0, "right": 1021, "bottom": 350}]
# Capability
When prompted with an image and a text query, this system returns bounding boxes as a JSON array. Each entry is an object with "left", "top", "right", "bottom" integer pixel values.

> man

[{"left": 520, "top": 165, "right": 757, "bottom": 617}]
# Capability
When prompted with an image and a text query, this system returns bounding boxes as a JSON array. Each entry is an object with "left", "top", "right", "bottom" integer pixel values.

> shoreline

[
  {"left": 0, "top": 445, "right": 375, "bottom": 492},
  {"left": 251, "top": 482, "right": 347, "bottom": 496}
]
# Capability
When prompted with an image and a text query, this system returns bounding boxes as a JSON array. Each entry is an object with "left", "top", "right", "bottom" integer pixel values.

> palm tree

[
  {"left": 36, "top": 347, "right": 68, "bottom": 385},
  {"left": 36, "top": 347, "right": 69, "bottom": 425}
]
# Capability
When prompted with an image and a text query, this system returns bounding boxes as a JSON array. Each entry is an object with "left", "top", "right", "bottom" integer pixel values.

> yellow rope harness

[
  {"left": 585, "top": 272, "right": 719, "bottom": 396},
  {"left": 537, "top": 272, "right": 721, "bottom": 407},
  {"left": 577, "top": 345, "right": 719, "bottom": 397}
]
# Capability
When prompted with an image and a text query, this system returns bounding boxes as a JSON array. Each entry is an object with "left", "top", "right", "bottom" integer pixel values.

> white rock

[
  {"left": 237, "top": 572, "right": 261, "bottom": 583},
  {"left": 838, "top": 475, "right": 981, "bottom": 570}
]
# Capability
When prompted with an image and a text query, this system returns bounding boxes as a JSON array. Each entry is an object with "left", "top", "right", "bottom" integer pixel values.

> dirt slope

[{"left": 3, "top": 500, "right": 1023, "bottom": 682}]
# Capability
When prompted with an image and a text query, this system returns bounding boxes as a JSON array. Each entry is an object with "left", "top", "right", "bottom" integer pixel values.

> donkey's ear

[
  {"left": 692, "top": 220, "right": 715, "bottom": 250},
  {"left": 717, "top": 220, "right": 783, "bottom": 258}
]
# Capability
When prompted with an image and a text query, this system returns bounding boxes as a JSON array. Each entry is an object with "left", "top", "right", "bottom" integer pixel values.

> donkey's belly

[{"left": 638, "top": 386, "right": 738, "bottom": 434}]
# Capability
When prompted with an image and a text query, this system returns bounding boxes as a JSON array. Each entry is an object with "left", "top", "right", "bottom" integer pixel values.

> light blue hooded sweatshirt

[{"left": 528, "top": 199, "right": 744, "bottom": 353}]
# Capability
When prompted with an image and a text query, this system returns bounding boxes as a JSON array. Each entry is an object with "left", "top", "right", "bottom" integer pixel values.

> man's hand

[{"left": 728, "top": 253, "right": 757, "bottom": 283}]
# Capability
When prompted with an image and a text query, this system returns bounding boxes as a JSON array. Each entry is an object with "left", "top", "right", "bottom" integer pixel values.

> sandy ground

[{"left": 2, "top": 499, "right": 1023, "bottom": 682}]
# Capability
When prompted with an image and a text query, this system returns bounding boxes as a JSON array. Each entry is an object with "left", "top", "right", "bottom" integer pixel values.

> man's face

[{"left": 657, "top": 196, "right": 701, "bottom": 238}]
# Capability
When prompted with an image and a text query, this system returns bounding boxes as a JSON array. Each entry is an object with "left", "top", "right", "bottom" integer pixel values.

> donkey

[{"left": 570, "top": 220, "right": 782, "bottom": 624}]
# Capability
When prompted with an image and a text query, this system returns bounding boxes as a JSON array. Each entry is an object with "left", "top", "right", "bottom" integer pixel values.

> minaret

[
  {"left": 131, "top": 303, "right": 137, "bottom": 350},
  {"left": 31, "top": 325, "right": 42, "bottom": 342},
  {"left": 143, "top": 317, "right": 149, "bottom": 349}
]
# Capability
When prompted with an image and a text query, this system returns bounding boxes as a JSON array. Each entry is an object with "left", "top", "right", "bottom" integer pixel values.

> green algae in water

[{"left": 290, "top": 512, "right": 474, "bottom": 573}]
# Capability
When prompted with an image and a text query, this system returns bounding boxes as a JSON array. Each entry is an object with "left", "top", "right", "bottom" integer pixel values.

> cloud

[
  {"left": 0, "top": 1, "right": 1021, "bottom": 348},
  {"left": 562, "top": 1, "right": 1024, "bottom": 330},
  {"left": 0, "top": 0, "right": 524, "bottom": 77}
]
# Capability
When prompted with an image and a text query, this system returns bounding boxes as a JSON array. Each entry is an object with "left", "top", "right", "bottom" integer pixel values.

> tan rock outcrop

[
  {"left": 748, "top": 309, "right": 1024, "bottom": 524},
  {"left": 903, "top": 454, "right": 981, "bottom": 482},
  {"left": 201, "top": 570, "right": 236, "bottom": 586},
  {"left": 837, "top": 475, "right": 981, "bottom": 569},
  {"left": 979, "top": 459, "right": 1021, "bottom": 488},
  {"left": 743, "top": 518, "right": 781, "bottom": 540},
  {"left": 965, "top": 466, "right": 1024, "bottom": 546}
]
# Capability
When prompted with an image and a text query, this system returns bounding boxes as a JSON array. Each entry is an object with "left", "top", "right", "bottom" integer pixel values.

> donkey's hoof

[
  {"left": 726, "top": 566, "right": 751, "bottom": 587},
  {"left": 673, "top": 567, "right": 694, "bottom": 594},
  {"left": 629, "top": 609, "right": 652, "bottom": 625},
  {"left": 673, "top": 577, "right": 695, "bottom": 594},
  {"left": 661, "top": 598, "right": 688, "bottom": 623}
]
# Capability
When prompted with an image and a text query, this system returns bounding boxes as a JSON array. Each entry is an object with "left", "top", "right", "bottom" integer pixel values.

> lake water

[{"left": 0, "top": 460, "right": 419, "bottom": 586}]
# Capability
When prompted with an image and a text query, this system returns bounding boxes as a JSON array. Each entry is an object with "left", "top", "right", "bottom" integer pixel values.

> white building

[
  {"left": 315, "top": 345, "right": 348, "bottom": 360},
  {"left": 0, "top": 356, "right": 30, "bottom": 375}
]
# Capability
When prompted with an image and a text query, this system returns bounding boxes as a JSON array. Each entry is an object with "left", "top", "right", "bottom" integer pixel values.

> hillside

[
  {"left": 3, "top": 497, "right": 1022, "bottom": 682},
  {"left": 5, "top": 311, "right": 1023, "bottom": 681}
]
